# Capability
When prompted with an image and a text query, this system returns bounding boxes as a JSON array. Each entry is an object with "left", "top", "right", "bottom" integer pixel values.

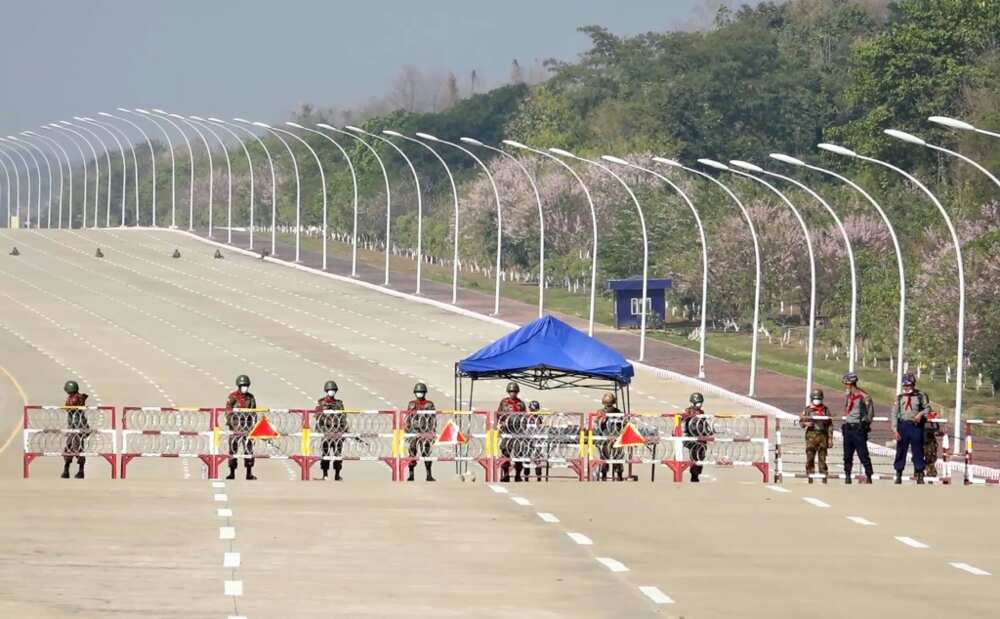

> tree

[{"left": 509, "top": 59, "right": 523, "bottom": 84}]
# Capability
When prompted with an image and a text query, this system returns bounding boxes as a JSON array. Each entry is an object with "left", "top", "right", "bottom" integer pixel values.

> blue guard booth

[{"left": 608, "top": 278, "right": 671, "bottom": 329}]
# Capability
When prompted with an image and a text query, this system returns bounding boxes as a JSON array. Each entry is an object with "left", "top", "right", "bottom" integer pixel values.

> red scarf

[
  {"left": 844, "top": 392, "right": 863, "bottom": 413},
  {"left": 903, "top": 393, "right": 913, "bottom": 411}
]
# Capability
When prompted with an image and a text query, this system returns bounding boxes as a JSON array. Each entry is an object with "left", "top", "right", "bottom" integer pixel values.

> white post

[
  {"left": 126, "top": 109, "right": 176, "bottom": 228},
  {"left": 272, "top": 125, "right": 327, "bottom": 268},
  {"left": 79, "top": 119, "right": 126, "bottom": 227},
  {"left": 190, "top": 117, "right": 232, "bottom": 241},
  {"left": 25, "top": 131, "right": 71, "bottom": 229},
  {"left": 13, "top": 137, "right": 54, "bottom": 229},
  {"left": 171, "top": 114, "right": 214, "bottom": 236},
  {"left": 2, "top": 138, "right": 38, "bottom": 229},
  {"left": 376, "top": 130, "right": 424, "bottom": 294},
  {"left": 208, "top": 119, "right": 254, "bottom": 247},
  {"left": 103, "top": 112, "right": 156, "bottom": 226},
  {"left": 45, "top": 124, "right": 89, "bottom": 228}
]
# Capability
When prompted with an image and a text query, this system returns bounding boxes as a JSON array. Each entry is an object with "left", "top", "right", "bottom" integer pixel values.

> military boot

[
  {"left": 407, "top": 466, "right": 415, "bottom": 482},
  {"left": 245, "top": 466, "right": 257, "bottom": 481},
  {"left": 915, "top": 471, "right": 925, "bottom": 485},
  {"left": 845, "top": 475, "right": 853, "bottom": 485},
  {"left": 424, "top": 462, "right": 435, "bottom": 482},
  {"left": 61, "top": 464, "right": 71, "bottom": 479},
  {"left": 894, "top": 471, "right": 903, "bottom": 484},
  {"left": 74, "top": 468, "right": 84, "bottom": 479},
  {"left": 865, "top": 474, "right": 873, "bottom": 484},
  {"left": 226, "top": 466, "right": 237, "bottom": 480}
]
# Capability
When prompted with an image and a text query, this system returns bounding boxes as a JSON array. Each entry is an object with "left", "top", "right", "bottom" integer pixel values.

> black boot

[
  {"left": 845, "top": 476, "right": 852, "bottom": 485},
  {"left": 865, "top": 474, "right": 873, "bottom": 484},
  {"left": 245, "top": 467, "right": 256, "bottom": 481},
  {"left": 894, "top": 472, "right": 903, "bottom": 485},
  {"left": 74, "top": 468, "right": 85, "bottom": 479},
  {"left": 333, "top": 462, "right": 342, "bottom": 481},
  {"left": 407, "top": 466, "right": 415, "bottom": 482},
  {"left": 61, "top": 462, "right": 71, "bottom": 479},
  {"left": 915, "top": 471, "right": 925, "bottom": 485},
  {"left": 226, "top": 467, "right": 236, "bottom": 480},
  {"left": 425, "top": 462, "right": 435, "bottom": 482}
]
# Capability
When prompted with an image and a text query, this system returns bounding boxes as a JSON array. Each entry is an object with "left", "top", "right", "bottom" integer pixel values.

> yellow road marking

[{"left": 0, "top": 365, "right": 29, "bottom": 455}]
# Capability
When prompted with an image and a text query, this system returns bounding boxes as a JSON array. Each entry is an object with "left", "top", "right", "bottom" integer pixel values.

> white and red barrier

[
  {"left": 22, "top": 405, "right": 117, "bottom": 478},
  {"left": 120, "top": 407, "right": 215, "bottom": 478}
]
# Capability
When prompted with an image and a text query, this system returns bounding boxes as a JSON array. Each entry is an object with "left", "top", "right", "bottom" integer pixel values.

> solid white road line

[
  {"left": 766, "top": 485, "right": 791, "bottom": 493},
  {"left": 219, "top": 527, "right": 236, "bottom": 540},
  {"left": 224, "top": 552, "right": 241, "bottom": 568},
  {"left": 214, "top": 494, "right": 228, "bottom": 502},
  {"left": 846, "top": 516, "right": 877, "bottom": 526},
  {"left": 216, "top": 508, "right": 233, "bottom": 518},
  {"left": 802, "top": 497, "right": 831, "bottom": 508},
  {"left": 895, "top": 536, "right": 929, "bottom": 549},
  {"left": 567, "top": 532, "right": 593, "bottom": 546},
  {"left": 489, "top": 484, "right": 509, "bottom": 494},
  {"left": 949, "top": 562, "right": 991, "bottom": 576},
  {"left": 511, "top": 496, "right": 532, "bottom": 506},
  {"left": 224, "top": 580, "right": 243, "bottom": 596},
  {"left": 212, "top": 481, "right": 226, "bottom": 489},
  {"left": 596, "top": 557, "right": 629, "bottom": 573},
  {"left": 537, "top": 512, "right": 560, "bottom": 523},
  {"left": 639, "top": 586, "right": 675, "bottom": 604}
]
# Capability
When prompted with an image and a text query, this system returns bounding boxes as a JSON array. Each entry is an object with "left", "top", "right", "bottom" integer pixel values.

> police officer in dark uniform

[
  {"left": 61, "top": 380, "right": 89, "bottom": 479},
  {"left": 405, "top": 382, "right": 436, "bottom": 482},
  {"left": 841, "top": 372, "right": 874, "bottom": 484},
  {"left": 497, "top": 382, "right": 527, "bottom": 482},
  {"left": 891, "top": 372, "right": 930, "bottom": 484},
  {"left": 315, "top": 380, "right": 346, "bottom": 481},
  {"left": 225, "top": 374, "right": 258, "bottom": 480},
  {"left": 682, "top": 392, "right": 713, "bottom": 482},
  {"left": 597, "top": 392, "right": 625, "bottom": 482}
]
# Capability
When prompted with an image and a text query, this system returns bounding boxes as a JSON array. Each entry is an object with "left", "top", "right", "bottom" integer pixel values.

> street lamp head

[
  {"left": 549, "top": 147, "right": 574, "bottom": 158},
  {"left": 460, "top": 137, "right": 484, "bottom": 146},
  {"left": 208, "top": 117, "right": 224, "bottom": 123},
  {"left": 22, "top": 131, "right": 36, "bottom": 136},
  {"left": 730, "top": 160, "right": 764, "bottom": 173},
  {"left": 928, "top": 115, "right": 975, "bottom": 131},
  {"left": 233, "top": 118, "right": 250, "bottom": 124},
  {"left": 98, "top": 112, "right": 113, "bottom": 118},
  {"left": 189, "top": 115, "right": 205, "bottom": 122},
  {"left": 415, "top": 132, "right": 439, "bottom": 141},
  {"left": 770, "top": 153, "right": 806, "bottom": 166},
  {"left": 135, "top": 109, "right": 149, "bottom": 114},
  {"left": 652, "top": 157, "right": 682, "bottom": 167},
  {"left": 817, "top": 143, "right": 857, "bottom": 158},
  {"left": 152, "top": 109, "right": 168, "bottom": 115},
  {"left": 285, "top": 121, "right": 303, "bottom": 129},
  {"left": 7, "top": 135, "right": 18, "bottom": 141},
  {"left": 697, "top": 158, "right": 729, "bottom": 171},
  {"left": 252, "top": 122, "right": 271, "bottom": 128},
  {"left": 168, "top": 114, "right": 184, "bottom": 120},
  {"left": 502, "top": 139, "right": 527, "bottom": 149},
  {"left": 382, "top": 130, "right": 403, "bottom": 137},
  {"left": 316, "top": 123, "right": 334, "bottom": 130},
  {"left": 116, "top": 107, "right": 129, "bottom": 113},
  {"left": 884, "top": 128, "right": 926, "bottom": 146},
  {"left": 345, "top": 125, "right": 363, "bottom": 133},
  {"left": 601, "top": 155, "right": 630, "bottom": 166}
]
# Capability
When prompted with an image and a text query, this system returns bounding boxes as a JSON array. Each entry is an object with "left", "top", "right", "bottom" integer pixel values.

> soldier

[
  {"left": 225, "top": 374, "right": 258, "bottom": 480},
  {"left": 682, "top": 393, "right": 713, "bottom": 482},
  {"left": 498, "top": 382, "right": 528, "bottom": 482},
  {"left": 315, "top": 380, "right": 346, "bottom": 481},
  {"left": 405, "top": 382, "right": 436, "bottom": 482},
  {"left": 61, "top": 380, "right": 89, "bottom": 479},
  {"left": 799, "top": 388, "right": 832, "bottom": 484},
  {"left": 924, "top": 409, "right": 943, "bottom": 480},
  {"left": 891, "top": 372, "right": 930, "bottom": 484},
  {"left": 597, "top": 392, "right": 625, "bottom": 482},
  {"left": 841, "top": 372, "right": 874, "bottom": 484},
  {"left": 525, "top": 400, "right": 545, "bottom": 482}
]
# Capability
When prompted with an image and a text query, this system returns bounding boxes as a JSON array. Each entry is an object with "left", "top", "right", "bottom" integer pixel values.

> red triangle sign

[
  {"left": 614, "top": 422, "right": 645, "bottom": 448},
  {"left": 436, "top": 420, "right": 468, "bottom": 446},
  {"left": 248, "top": 415, "right": 279, "bottom": 439}
]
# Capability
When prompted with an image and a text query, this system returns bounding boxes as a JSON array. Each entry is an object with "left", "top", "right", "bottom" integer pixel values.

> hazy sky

[{"left": 0, "top": 1, "right": 716, "bottom": 141}]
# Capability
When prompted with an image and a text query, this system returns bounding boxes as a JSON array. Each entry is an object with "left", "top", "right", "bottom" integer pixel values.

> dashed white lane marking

[
  {"left": 766, "top": 485, "right": 791, "bottom": 493},
  {"left": 224, "top": 552, "right": 241, "bottom": 568},
  {"left": 567, "top": 532, "right": 593, "bottom": 546},
  {"left": 217, "top": 508, "right": 233, "bottom": 518},
  {"left": 511, "top": 496, "right": 532, "bottom": 506},
  {"left": 228, "top": 616, "right": 248, "bottom": 619},
  {"left": 949, "top": 562, "right": 991, "bottom": 576},
  {"left": 639, "top": 586, "right": 675, "bottom": 604},
  {"left": 802, "top": 497, "right": 831, "bottom": 508},
  {"left": 212, "top": 481, "right": 226, "bottom": 489},
  {"left": 895, "top": 536, "right": 929, "bottom": 549},
  {"left": 596, "top": 557, "right": 629, "bottom": 573},
  {"left": 224, "top": 580, "right": 243, "bottom": 596},
  {"left": 489, "top": 484, "right": 509, "bottom": 494},
  {"left": 846, "top": 516, "right": 877, "bottom": 526},
  {"left": 537, "top": 512, "right": 560, "bottom": 523},
  {"left": 214, "top": 494, "right": 228, "bottom": 502},
  {"left": 219, "top": 526, "right": 236, "bottom": 540}
]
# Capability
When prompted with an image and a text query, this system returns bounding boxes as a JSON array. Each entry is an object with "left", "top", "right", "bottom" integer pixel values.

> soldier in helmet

[
  {"left": 405, "top": 382, "right": 436, "bottom": 482},
  {"left": 682, "top": 393, "right": 713, "bottom": 482},
  {"left": 799, "top": 388, "right": 833, "bottom": 483},
  {"left": 315, "top": 380, "right": 346, "bottom": 481},
  {"left": 924, "top": 409, "right": 943, "bottom": 480},
  {"left": 225, "top": 374, "right": 258, "bottom": 480},
  {"left": 498, "top": 382, "right": 528, "bottom": 482},
  {"left": 61, "top": 380, "right": 89, "bottom": 479},
  {"left": 596, "top": 392, "right": 625, "bottom": 482},
  {"left": 891, "top": 372, "right": 930, "bottom": 484},
  {"left": 841, "top": 372, "right": 874, "bottom": 484},
  {"left": 525, "top": 400, "right": 545, "bottom": 482}
]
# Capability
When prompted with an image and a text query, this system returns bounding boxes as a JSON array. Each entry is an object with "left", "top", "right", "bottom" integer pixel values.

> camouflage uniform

[
  {"left": 225, "top": 390, "right": 258, "bottom": 477},
  {"left": 891, "top": 389, "right": 930, "bottom": 482},
  {"left": 315, "top": 395, "right": 346, "bottom": 479},
  {"left": 498, "top": 395, "right": 527, "bottom": 482},
  {"left": 597, "top": 404, "right": 625, "bottom": 482},
  {"left": 923, "top": 412, "right": 942, "bottom": 478},
  {"left": 682, "top": 406, "right": 714, "bottom": 482},
  {"left": 799, "top": 404, "right": 832, "bottom": 482},
  {"left": 62, "top": 392, "right": 90, "bottom": 477},
  {"left": 405, "top": 397, "right": 436, "bottom": 481}
]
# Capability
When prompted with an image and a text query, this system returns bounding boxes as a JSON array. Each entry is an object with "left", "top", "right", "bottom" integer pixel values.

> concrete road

[{"left": 0, "top": 229, "right": 994, "bottom": 618}]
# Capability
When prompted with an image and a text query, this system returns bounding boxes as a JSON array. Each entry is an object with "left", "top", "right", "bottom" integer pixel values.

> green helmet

[
  {"left": 235, "top": 374, "right": 251, "bottom": 388},
  {"left": 324, "top": 380, "right": 339, "bottom": 393},
  {"left": 810, "top": 388, "right": 824, "bottom": 401},
  {"left": 413, "top": 382, "right": 427, "bottom": 395},
  {"left": 690, "top": 392, "right": 704, "bottom": 405},
  {"left": 506, "top": 381, "right": 520, "bottom": 394},
  {"left": 64, "top": 380, "right": 79, "bottom": 394}
]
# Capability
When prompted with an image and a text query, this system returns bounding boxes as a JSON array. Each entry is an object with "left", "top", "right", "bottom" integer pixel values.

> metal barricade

[
  {"left": 497, "top": 411, "right": 586, "bottom": 481},
  {"left": 211, "top": 408, "right": 307, "bottom": 479},
  {"left": 23, "top": 405, "right": 117, "bottom": 478},
  {"left": 962, "top": 420, "right": 1000, "bottom": 485},
  {"left": 302, "top": 409, "right": 397, "bottom": 480},
  {"left": 586, "top": 412, "right": 670, "bottom": 482},
  {"left": 120, "top": 407, "right": 215, "bottom": 478},
  {"left": 398, "top": 410, "right": 491, "bottom": 482},
  {"left": 663, "top": 413, "right": 770, "bottom": 483}
]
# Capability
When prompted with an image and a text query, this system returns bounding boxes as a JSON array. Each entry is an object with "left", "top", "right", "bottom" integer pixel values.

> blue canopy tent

[{"left": 455, "top": 315, "right": 635, "bottom": 410}]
